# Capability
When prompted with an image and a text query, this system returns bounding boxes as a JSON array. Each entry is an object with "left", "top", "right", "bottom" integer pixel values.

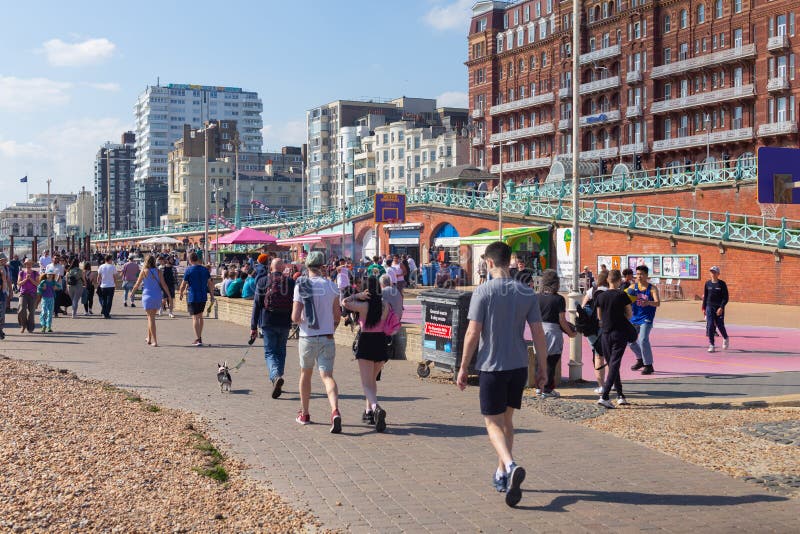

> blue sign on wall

[
  {"left": 757, "top": 146, "right": 800, "bottom": 204},
  {"left": 375, "top": 193, "right": 406, "bottom": 223}
]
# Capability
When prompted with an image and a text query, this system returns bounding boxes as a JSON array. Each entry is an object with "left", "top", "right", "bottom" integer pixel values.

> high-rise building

[
  {"left": 467, "top": 0, "right": 797, "bottom": 183},
  {"left": 94, "top": 132, "right": 136, "bottom": 235},
  {"left": 133, "top": 82, "right": 263, "bottom": 229}
]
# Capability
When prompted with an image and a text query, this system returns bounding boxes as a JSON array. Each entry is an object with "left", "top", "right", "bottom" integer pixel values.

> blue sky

[{"left": 0, "top": 0, "right": 474, "bottom": 206}]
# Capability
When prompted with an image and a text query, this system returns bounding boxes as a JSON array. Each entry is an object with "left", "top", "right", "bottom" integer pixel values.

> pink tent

[{"left": 212, "top": 227, "right": 278, "bottom": 245}]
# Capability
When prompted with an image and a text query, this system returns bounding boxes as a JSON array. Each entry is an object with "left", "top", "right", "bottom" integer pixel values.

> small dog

[{"left": 217, "top": 362, "right": 232, "bottom": 393}]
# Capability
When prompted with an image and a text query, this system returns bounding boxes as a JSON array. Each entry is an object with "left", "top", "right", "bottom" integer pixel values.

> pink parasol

[{"left": 211, "top": 227, "right": 278, "bottom": 245}]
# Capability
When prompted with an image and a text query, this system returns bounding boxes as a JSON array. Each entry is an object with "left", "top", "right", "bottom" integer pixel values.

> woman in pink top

[
  {"left": 343, "top": 276, "right": 391, "bottom": 432},
  {"left": 17, "top": 259, "right": 40, "bottom": 333}
]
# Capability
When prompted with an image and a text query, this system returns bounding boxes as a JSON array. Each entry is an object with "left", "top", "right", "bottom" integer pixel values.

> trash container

[
  {"left": 421, "top": 264, "right": 434, "bottom": 286},
  {"left": 417, "top": 288, "right": 473, "bottom": 381}
]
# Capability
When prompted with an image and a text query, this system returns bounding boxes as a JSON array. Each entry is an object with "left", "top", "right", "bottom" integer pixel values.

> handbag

[{"left": 382, "top": 307, "right": 401, "bottom": 336}]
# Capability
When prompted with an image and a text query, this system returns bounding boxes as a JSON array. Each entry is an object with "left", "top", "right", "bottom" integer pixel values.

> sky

[{"left": 0, "top": 0, "right": 475, "bottom": 207}]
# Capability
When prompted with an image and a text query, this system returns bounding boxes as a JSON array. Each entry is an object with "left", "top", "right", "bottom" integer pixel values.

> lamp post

[
  {"left": 203, "top": 122, "right": 217, "bottom": 264},
  {"left": 340, "top": 161, "right": 346, "bottom": 258},
  {"left": 490, "top": 139, "right": 517, "bottom": 241},
  {"left": 568, "top": 0, "right": 583, "bottom": 381},
  {"left": 233, "top": 131, "right": 241, "bottom": 228},
  {"left": 705, "top": 113, "right": 711, "bottom": 169}
]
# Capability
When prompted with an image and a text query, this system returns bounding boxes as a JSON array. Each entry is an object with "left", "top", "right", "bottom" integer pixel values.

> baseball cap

[
  {"left": 306, "top": 250, "right": 325, "bottom": 268},
  {"left": 709, "top": 266, "right": 720, "bottom": 273}
]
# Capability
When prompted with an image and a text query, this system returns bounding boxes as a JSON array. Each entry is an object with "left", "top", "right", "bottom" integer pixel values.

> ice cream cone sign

[{"left": 563, "top": 229, "right": 572, "bottom": 256}]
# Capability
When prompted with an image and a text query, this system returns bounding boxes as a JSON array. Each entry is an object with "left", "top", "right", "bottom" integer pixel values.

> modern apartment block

[
  {"left": 467, "top": 0, "right": 798, "bottom": 183},
  {"left": 307, "top": 98, "right": 469, "bottom": 211},
  {"left": 133, "top": 82, "right": 263, "bottom": 229},
  {"left": 94, "top": 132, "right": 136, "bottom": 235}
]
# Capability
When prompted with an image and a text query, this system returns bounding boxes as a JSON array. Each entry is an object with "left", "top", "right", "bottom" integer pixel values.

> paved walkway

[{"left": 2, "top": 299, "right": 798, "bottom": 532}]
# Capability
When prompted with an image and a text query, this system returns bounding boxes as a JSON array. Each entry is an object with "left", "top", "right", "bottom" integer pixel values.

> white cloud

[
  {"left": 0, "top": 76, "right": 72, "bottom": 112},
  {"left": 436, "top": 91, "right": 469, "bottom": 108},
  {"left": 41, "top": 37, "right": 116, "bottom": 67},
  {"left": 262, "top": 120, "right": 306, "bottom": 150},
  {"left": 423, "top": 0, "right": 472, "bottom": 31},
  {"left": 86, "top": 82, "right": 120, "bottom": 92},
  {"left": 0, "top": 138, "right": 43, "bottom": 159}
]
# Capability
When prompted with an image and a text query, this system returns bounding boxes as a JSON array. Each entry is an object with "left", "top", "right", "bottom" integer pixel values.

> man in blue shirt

[
  {"left": 178, "top": 252, "right": 214, "bottom": 347},
  {"left": 627, "top": 264, "right": 660, "bottom": 374},
  {"left": 457, "top": 241, "right": 548, "bottom": 508}
]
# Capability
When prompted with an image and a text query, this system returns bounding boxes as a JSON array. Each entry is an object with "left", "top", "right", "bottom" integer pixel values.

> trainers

[
  {"left": 41, "top": 327, "right": 47, "bottom": 333},
  {"left": 192, "top": 339, "right": 203, "bottom": 347},
  {"left": 540, "top": 390, "right": 560, "bottom": 399},
  {"left": 330, "top": 410, "right": 342, "bottom": 434},
  {"left": 641, "top": 365, "right": 654, "bottom": 375},
  {"left": 123, "top": 302, "right": 128, "bottom": 307},
  {"left": 597, "top": 398, "right": 615, "bottom": 409},
  {"left": 0, "top": 330, "right": 4, "bottom": 340},
  {"left": 707, "top": 344, "right": 715, "bottom": 353},
  {"left": 295, "top": 411, "right": 311, "bottom": 425},
  {"left": 362, "top": 411, "right": 375, "bottom": 425},
  {"left": 534, "top": 388, "right": 542, "bottom": 395},
  {"left": 374, "top": 405, "right": 387, "bottom": 433},
  {"left": 157, "top": 309, "right": 162, "bottom": 316},
  {"left": 46, "top": 327, "right": 52, "bottom": 333},
  {"left": 168, "top": 312, "right": 175, "bottom": 318},
  {"left": 271, "top": 377, "right": 284, "bottom": 399},
  {"left": 616, "top": 396, "right": 630, "bottom": 406},
  {"left": 492, "top": 472, "right": 508, "bottom": 493},
  {"left": 505, "top": 463, "right": 526, "bottom": 507},
  {"left": 130, "top": 303, "right": 136, "bottom": 308},
  {"left": 594, "top": 386, "right": 604, "bottom": 394},
  {"left": 722, "top": 338, "right": 730, "bottom": 350},
  {"left": 630, "top": 359, "right": 644, "bottom": 371}
]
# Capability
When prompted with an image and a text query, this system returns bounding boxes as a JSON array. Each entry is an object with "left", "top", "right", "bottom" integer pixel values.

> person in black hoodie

[{"left": 702, "top": 266, "right": 729, "bottom": 353}]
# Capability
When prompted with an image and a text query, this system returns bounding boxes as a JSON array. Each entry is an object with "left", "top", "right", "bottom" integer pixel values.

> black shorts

[
  {"left": 187, "top": 301, "right": 207, "bottom": 316},
  {"left": 355, "top": 332, "right": 388, "bottom": 362},
  {"left": 478, "top": 367, "right": 528, "bottom": 416}
]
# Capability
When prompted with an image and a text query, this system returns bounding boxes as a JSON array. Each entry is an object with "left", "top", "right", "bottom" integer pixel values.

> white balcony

[
  {"left": 559, "top": 87, "right": 572, "bottom": 99},
  {"left": 626, "top": 70, "right": 643, "bottom": 84},
  {"left": 558, "top": 118, "right": 572, "bottom": 130},
  {"left": 767, "top": 34, "right": 790, "bottom": 52},
  {"left": 489, "top": 92, "right": 555, "bottom": 115},
  {"left": 620, "top": 142, "right": 649, "bottom": 155},
  {"left": 626, "top": 105, "right": 642, "bottom": 119},
  {"left": 471, "top": 108, "right": 484, "bottom": 119},
  {"left": 579, "top": 76, "right": 620, "bottom": 96},
  {"left": 757, "top": 121, "right": 798, "bottom": 137},
  {"left": 651, "top": 43, "right": 757, "bottom": 79},
  {"left": 579, "top": 44, "right": 622, "bottom": 66},
  {"left": 490, "top": 157, "right": 553, "bottom": 173},
  {"left": 580, "top": 109, "right": 621, "bottom": 127},
  {"left": 561, "top": 147, "right": 619, "bottom": 160},
  {"left": 489, "top": 123, "right": 555, "bottom": 143},
  {"left": 650, "top": 84, "right": 755, "bottom": 114},
  {"left": 652, "top": 127, "right": 753, "bottom": 152},
  {"left": 472, "top": 136, "right": 485, "bottom": 146},
  {"left": 767, "top": 76, "right": 790, "bottom": 92}
]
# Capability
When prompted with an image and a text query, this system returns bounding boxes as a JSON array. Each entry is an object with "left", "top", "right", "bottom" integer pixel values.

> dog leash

[{"left": 233, "top": 336, "right": 256, "bottom": 370}]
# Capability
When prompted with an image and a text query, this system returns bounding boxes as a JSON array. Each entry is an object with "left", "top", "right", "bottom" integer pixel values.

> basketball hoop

[{"left": 758, "top": 203, "right": 779, "bottom": 219}]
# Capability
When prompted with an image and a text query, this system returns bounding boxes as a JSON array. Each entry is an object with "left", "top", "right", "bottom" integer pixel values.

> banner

[
  {"left": 555, "top": 228, "right": 574, "bottom": 282},
  {"left": 210, "top": 214, "right": 236, "bottom": 230},
  {"left": 250, "top": 200, "right": 286, "bottom": 219}
]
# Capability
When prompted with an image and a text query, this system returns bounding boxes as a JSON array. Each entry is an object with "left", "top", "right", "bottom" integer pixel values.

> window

[
  {"left": 497, "top": 34, "right": 504, "bottom": 53},
  {"left": 697, "top": 4, "right": 705, "bottom": 24},
  {"left": 541, "top": 51, "right": 547, "bottom": 67},
  {"left": 503, "top": 13, "right": 508, "bottom": 29},
  {"left": 634, "top": 22, "right": 641, "bottom": 39},
  {"left": 680, "top": 9, "right": 688, "bottom": 28},
  {"left": 664, "top": 48, "right": 672, "bottom": 64},
  {"left": 734, "top": 28, "right": 742, "bottom": 47},
  {"left": 478, "top": 17, "right": 487, "bottom": 32},
  {"left": 664, "top": 15, "right": 671, "bottom": 33},
  {"left": 715, "top": 0, "right": 723, "bottom": 19},
  {"left": 778, "top": 14, "right": 787, "bottom": 36},
  {"left": 680, "top": 43, "right": 688, "bottom": 61},
  {"left": 664, "top": 82, "right": 672, "bottom": 100},
  {"left": 720, "top": 32, "right": 725, "bottom": 47},
  {"left": 514, "top": 9, "right": 519, "bottom": 25},
  {"left": 524, "top": 5, "right": 530, "bottom": 21},
  {"left": 664, "top": 117, "right": 672, "bottom": 139},
  {"left": 535, "top": 1, "right": 541, "bottom": 18},
  {"left": 734, "top": 0, "right": 742, "bottom": 14},
  {"left": 517, "top": 27, "right": 524, "bottom": 46}
]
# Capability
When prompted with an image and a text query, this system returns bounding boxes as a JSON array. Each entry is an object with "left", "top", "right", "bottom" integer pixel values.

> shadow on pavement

[
  {"left": 230, "top": 389, "right": 253, "bottom": 395},
  {"left": 386, "top": 423, "right": 540, "bottom": 438},
  {"left": 522, "top": 489, "right": 789, "bottom": 512}
]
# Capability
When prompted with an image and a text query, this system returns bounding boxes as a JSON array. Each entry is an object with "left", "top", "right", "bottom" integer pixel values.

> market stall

[{"left": 460, "top": 226, "right": 551, "bottom": 284}]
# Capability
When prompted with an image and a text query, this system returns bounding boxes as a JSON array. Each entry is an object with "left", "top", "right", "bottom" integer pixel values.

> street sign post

[
  {"left": 375, "top": 193, "right": 406, "bottom": 223},
  {"left": 757, "top": 146, "right": 800, "bottom": 204}
]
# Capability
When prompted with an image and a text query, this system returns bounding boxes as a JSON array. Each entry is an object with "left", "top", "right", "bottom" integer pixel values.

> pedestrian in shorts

[{"left": 457, "top": 241, "right": 548, "bottom": 508}]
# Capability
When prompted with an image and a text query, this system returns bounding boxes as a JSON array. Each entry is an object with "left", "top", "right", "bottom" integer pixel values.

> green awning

[{"left": 460, "top": 226, "right": 549, "bottom": 245}]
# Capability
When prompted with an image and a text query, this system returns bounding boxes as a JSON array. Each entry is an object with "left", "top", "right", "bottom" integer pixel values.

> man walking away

[
  {"left": 627, "top": 265, "right": 660, "bottom": 375},
  {"left": 291, "top": 251, "right": 343, "bottom": 433},
  {"left": 179, "top": 252, "right": 214, "bottom": 346},
  {"left": 97, "top": 255, "right": 118, "bottom": 319},
  {"left": 457, "top": 241, "right": 549, "bottom": 508},
  {"left": 17, "top": 259, "right": 39, "bottom": 332},
  {"left": 121, "top": 257, "right": 140, "bottom": 307},
  {"left": 251, "top": 258, "right": 295, "bottom": 399},
  {"left": 595, "top": 269, "right": 633, "bottom": 408},
  {"left": 702, "top": 266, "right": 729, "bottom": 352}
]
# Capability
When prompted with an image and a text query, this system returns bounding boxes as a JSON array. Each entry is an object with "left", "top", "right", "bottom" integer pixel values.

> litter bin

[{"left": 417, "top": 288, "right": 473, "bottom": 381}]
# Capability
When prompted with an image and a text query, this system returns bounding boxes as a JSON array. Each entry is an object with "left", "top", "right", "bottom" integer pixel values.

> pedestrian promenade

[{"left": 2, "top": 300, "right": 798, "bottom": 532}]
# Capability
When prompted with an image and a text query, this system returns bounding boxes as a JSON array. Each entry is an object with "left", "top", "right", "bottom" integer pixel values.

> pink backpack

[{"left": 383, "top": 307, "right": 402, "bottom": 336}]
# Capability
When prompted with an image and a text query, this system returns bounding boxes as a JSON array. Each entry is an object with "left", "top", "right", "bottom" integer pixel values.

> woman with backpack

[
  {"left": 81, "top": 261, "right": 96, "bottom": 315},
  {"left": 131, "top": 255, "right": 173, "bottom": 347},
  {"left": 65, "top": 258, "right": 86, "bottom": 319},
  {"left": 581, "top": 270, "right": 609, "bottom": 393},
  {"left": 342, "top": 275, "right": 401, "bottom": 433}
]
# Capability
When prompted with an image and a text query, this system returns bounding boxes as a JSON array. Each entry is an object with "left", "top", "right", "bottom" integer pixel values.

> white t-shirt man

[
  {"left": 39, "top": 255, "right": 52, "bottom": 269},
  {"left": 51, "top": 262, "right": 65, "bottom": 278},
  {"left": 336, "top": 266, "right": 351, "bottom": 290},
  {"left": 386, "top": 265, "right": 398, "bottom": 284},
  {"left": 407, "top": 257, "right": 417, "bottom": 272},
  {"left": 293, "top": 275, "right": 339, "bottom": 337},
  {"left": 98, "top": 262, "right": 118, "bottom": 288}
]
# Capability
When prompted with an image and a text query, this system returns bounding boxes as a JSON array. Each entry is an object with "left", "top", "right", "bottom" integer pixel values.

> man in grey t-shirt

[{"left": 457, "top": 241, "right": 548, "bottom": 508}]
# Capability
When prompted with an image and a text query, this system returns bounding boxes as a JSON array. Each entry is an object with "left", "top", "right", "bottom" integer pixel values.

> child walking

[{"left": 38, "top": 265, "right": 62, "bottom": 333}]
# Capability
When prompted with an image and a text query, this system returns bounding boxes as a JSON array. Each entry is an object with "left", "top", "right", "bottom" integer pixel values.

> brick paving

[{"left": 1, "top": 299, "right": 798, "bottom": 532}]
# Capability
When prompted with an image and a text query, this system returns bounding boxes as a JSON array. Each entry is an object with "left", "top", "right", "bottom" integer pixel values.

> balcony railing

[
  {"left": 651, "top": 84, "right": 755, "bottom": 114},
  {"left": 489, "top": 92, "right": 555, "bottom": 115},
  {"left": 471, "top": 108, "right": 484, "bottom": 119},
  {"left": 767, "top": 76, "right": 790, "bottom": 92},
  {"left": 579, "top": 76, "right": 620, "bottom": 95},
  {"left": 489, "top": 156, "right": 553, "bottom": 173},
  {"left": 620, "top": 142, "right": 648, "bottom": 155},
  {"left": 767, "top": 34, "right": 790, "bottom": 52},
  {"left": 561, "top": 147, "right": 620, "bottom": 160},
  {"left": 489, "top": 123, "right": 555, "bottom": 143},
  {"left": 559, "top": 87, "right": 572, "bottom": 99},
  {"left": 757, "top": 121, "right": 798, "bottom": 137},
  {"left": 651, "top": 43, "right": 757, "bottom": 79},
  {"left": 626, "top": 70, "right": 643, "bottom": 84},
  {"left": 626, "top": 105, "right": 642, "bottom": 119},
  {"left": 579, "top": 44, "right": 622, "bottom": 65},
  {"left": 580, "top": 109, "right": 621, "bottom": 127},
  {"left": 558, "top": 118, "right": 571, "bottom": 130},
  {"left": 472, "top": 136, "right": 485, "bottom": 146},
  {"left": 653, "top": 127, "right": 753, "bottom": 151}
]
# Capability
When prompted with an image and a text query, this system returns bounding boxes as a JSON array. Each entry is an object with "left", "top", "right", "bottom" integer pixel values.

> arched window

[
  {"left": 11, "top": 223, "right": 19, "bottom": 235},
  {"left": 664, "top": 15, "right": 671, "bottom": 33},
  {"left": 26, "top": 223, "right": 33, "bottom": 236},
  {"left": 697, "top": 4, "right": 705, "bottom": 24},
  {"left": 680, "top": 9, "right": 688, "bottom": 28},
  {"left": 41, "top": 223, "right": 47, "bottom": 236}
]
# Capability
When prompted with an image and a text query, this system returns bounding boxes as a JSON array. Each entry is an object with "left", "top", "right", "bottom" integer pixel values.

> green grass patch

[
  {"left": 145, "top": 404, "right": 161, "bottom": 413},
  {"left": 192, "top": 465, "right": 229, "bottom": 483},
  {"left": 190, "top": 432, "right": 228, "bottom": 483},
  {"left": 125, "top": 394, "right": 142, "bottom": 402}
]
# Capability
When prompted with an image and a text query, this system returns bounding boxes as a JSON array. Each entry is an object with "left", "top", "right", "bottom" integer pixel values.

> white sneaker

[
  {"left": 707, "top": 344, "right": 715, "bottom": 353},
  {"left": 168, "top": 312, "right": 174, "bottom": 318},
  {"left": 157, "top": 309, "right": 162, "bottom": 316},
  {"left": 616, "top": 396, "right": 629, "bottom": 406},
  {"left": 597, "top": 398, "right": 615, "bottom": 409},
  {"left": 722, "top": 339, "right": 729, "bottom": 350},
  {"left": 534, "top": 389, "right": 542, "bottom": 395},
  {"left": 594, "top": 386, "right": 604, "bottom": 394},
  {"left": 540, "top": 390, "right": 560, "bottom": 399}
]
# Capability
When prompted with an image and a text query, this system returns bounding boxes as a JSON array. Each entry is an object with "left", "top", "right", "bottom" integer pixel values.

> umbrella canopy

[
  {"left": 140, "top": 235, "right": 180, "bottom": 244},
  {"left": 212, "top": 227, "right": 277, "bottom": 245},
  {"left": 276, "top": 234, "right": 341, "bottom": 246}
]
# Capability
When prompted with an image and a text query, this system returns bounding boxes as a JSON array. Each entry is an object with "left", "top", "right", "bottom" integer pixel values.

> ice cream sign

[
  {"left": 563, "top": 229, "right": 572, "bottom": 256},
  {"left": 556, "top": 228, "right": 575, "bottom": 280}
]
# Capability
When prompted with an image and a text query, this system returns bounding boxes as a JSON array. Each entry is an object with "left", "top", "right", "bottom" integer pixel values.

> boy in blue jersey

[{"left": 627, "top": 265, "right": 660, "bottom": 374}]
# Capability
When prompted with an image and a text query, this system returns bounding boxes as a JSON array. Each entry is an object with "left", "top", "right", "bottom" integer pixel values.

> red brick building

[{"left": 468, "top": 0, "right": 799, "bottom": 184}]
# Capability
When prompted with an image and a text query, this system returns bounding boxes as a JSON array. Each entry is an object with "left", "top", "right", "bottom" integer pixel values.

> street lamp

[
  {"left": 490, "top": 139, "right": 517, "bottom": 241},
  {"left": 569, "top": 0, "right": 583, "bottom": 380},
  {"left": 232, "top": 130, "right": 241, "bottom": 228},
  {"left": 705, "top": 113, "right": 711, "bottom": 170},
  {"left": 203, "top": 122, "right": 217, "bottom": 264}
]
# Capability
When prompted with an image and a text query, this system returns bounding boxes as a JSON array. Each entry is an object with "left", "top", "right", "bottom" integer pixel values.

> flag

[{"left": 20, "top": 176, "right": 27, "bottom": 183}]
